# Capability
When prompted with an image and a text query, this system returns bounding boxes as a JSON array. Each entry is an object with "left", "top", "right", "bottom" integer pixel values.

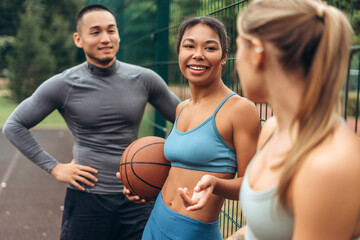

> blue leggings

[{"left": 142, "top": 193, "right": 223, "bottom": 240}]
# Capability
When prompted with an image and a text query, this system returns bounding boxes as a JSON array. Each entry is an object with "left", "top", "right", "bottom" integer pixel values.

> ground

[{"left": 0, "top": 129, "right": 73, "bottom": 240}]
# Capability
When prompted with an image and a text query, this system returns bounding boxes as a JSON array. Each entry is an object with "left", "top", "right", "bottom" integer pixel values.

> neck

[
  {"left": 87, "top": 61, "right": 118, "bottom": 77},
  {"left": 266, "top": 69, "right": 305, "bottom": 133},
  {"left": 188, "top": 78, "right": 230, "bottom": 103}
]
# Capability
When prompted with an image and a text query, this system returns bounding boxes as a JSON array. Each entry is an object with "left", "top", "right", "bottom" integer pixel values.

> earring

[{"left": 254, "top": 47, "right": 264, "bottom": 53}]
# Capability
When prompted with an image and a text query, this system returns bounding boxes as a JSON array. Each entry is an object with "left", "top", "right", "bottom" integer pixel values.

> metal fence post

[{"left": 154, "top": 0, "right": 170, "bottom": 137}]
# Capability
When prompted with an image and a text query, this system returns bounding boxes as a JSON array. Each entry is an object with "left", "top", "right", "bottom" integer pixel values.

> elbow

[
  {"left": 2, "top": 118, "right": 20, "bottom": 140},
  {"left": 2, "top": 120, "right": 10, "bottom": 138}
]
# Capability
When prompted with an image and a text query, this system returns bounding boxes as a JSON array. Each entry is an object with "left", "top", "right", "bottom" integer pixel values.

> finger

[
  {"left": 78, "top": 165, "right": 98, "bottom": 174},
  {"left": 125, "top": 194, "right": 146, "bottom": 203},
  {"left": 194, "top": 176, "right": 212, "bottom": 192},
  {"left": 123, "top": 187, "right": 131, "bottom": 195},
  {"left": 186, "top": 201, "right": 204, "bottom": 211},
  {"left": 71, "top": 180, "right": 85, "bottom": 191},
  {"left": 75, "top": 175, "right": 95, "bottom": 187},
  {"left": 116, "top": 172, "right": 121, "bottom": 180},
  {"left": 78, "top": 171, "right": 98, "bottom": 183},
  {"left": 178, "top": 188, "right": 199, "bottom": 206},
  {"left": 178, "top": 188, "right": 190, "bottom": 202}
]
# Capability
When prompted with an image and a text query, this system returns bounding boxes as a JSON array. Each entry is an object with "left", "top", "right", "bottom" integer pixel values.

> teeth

[{"left": 189, "top": 66, "right": 207, "bottom": 70}]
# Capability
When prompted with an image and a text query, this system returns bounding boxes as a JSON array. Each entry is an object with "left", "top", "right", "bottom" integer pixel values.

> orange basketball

[{"left": 119, "top": 136, "right": 171, "bottom": 201}]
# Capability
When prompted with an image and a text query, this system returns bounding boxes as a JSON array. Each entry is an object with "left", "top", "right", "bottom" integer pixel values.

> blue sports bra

[{"left": 164, "top": 93, "right": 237, "bottom": 173}]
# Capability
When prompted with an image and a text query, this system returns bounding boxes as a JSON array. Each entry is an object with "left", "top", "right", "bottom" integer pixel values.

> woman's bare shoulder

[
  {"left": 228, "top": 95, "right": 259, "bottom": 122},
  {"left": 175, "top": 99, "right": 190, "bottom": 115},
  {"left": 228, "top": 95, "right": 260, "bottom": 134},
  {"left": 291, "top": 124, "right": 360, "bottom": 239},
  {"left": 257, "top": 116, "right": 277, "bottom": 149},
  {"left": 295, "top": 122, "right": 360, "bottom": 196}
]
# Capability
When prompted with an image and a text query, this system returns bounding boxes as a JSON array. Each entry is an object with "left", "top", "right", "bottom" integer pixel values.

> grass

[
  {"left": 0, "top": 97, "right": 17, "bottom": 127},
  {"left": 0, "top": 96, "right": 68, "bottom": 129}
]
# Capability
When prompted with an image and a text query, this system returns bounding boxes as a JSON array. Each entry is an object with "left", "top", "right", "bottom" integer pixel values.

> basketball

[{"left": 119, "top": 136, "right": 171, "bottom": 201}]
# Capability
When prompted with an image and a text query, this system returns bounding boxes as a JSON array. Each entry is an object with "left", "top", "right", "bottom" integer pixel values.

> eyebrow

[
  {"left": 182, "top": 38, "right": 220, "bottom": 45},
  {"left": 89, "top": 24, "right": 116, "bottom": 31}
]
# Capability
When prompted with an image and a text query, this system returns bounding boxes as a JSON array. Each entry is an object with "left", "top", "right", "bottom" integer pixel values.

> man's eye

[{"left": 206, "top": 47, "right": 216, "bottom": 51}]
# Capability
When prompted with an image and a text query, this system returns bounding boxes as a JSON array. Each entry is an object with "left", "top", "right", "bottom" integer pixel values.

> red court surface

[{"left": 0, "top": 129, "right": 73, "bottom": 240}]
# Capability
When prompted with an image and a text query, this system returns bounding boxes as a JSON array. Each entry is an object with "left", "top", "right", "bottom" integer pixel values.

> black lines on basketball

[{"left": 119, "top": 136, "right": 171, "bottom": 201}]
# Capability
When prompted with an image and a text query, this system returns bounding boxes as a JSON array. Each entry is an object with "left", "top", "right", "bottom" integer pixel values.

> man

[{"left": 2, "top": 4, "right": 180, "bottom": 240}]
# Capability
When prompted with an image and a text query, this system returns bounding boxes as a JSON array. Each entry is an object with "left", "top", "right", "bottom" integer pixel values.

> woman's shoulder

[
  {"left": 295, "top": 122, "right": 360, "bottom": 194},
  {"left": 175, "top": 100, "right": 190, "bottom": 115},
  {"left": 311, "top": 122, "right": 359, "bottom": 170},
  {"left": 227, "top": 95, "right": 259, "bottom": 122},
  {"left": 291, "top": 122, "right": 360, "bottom": 238},
  {"left": 257, "top": 116, "right": 277, "bottom": 149}
]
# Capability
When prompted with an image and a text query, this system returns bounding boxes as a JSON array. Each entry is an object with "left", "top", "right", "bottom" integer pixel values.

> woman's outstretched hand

[{"left": 178, "top": 174, "right": 215, "bottom": 211}]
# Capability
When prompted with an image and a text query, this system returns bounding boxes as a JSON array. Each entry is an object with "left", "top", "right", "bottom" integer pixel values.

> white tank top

[{"left": 240, "top": 152, "right": 294, "bottom": 240}]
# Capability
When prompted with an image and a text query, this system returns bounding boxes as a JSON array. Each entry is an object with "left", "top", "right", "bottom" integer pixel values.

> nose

[
  {"left": 192, "top": 48, "right": 204, "bottom": 60},
  {"left": 100, "top": 33, "right": 110, "bottom": 43}
]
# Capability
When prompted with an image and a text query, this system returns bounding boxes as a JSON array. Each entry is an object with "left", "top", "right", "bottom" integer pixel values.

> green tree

[
  {"left": 7, "top": 0, "right": 55, "bottom": 102},
  {"left": 43, "top": 0, "right": 86, "bottom": 72},
  {"left": 0, "top": 0, "right": 26, "bottom": 36}
]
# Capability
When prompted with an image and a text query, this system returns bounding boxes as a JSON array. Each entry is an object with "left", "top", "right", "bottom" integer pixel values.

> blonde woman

[{"left": 227, "top": 0, "right": 360, "bottom": 239}]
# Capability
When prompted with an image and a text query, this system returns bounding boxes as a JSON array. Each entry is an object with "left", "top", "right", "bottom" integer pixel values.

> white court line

[{"left": 0, "top": 150, "right": 20, "bottom": 196}]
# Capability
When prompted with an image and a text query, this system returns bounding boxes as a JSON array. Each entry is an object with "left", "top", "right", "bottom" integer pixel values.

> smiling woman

[
  {"left": 123, "top": 16, "right": 260, "bottom": 240},
  {"left": 178, "top": 24, "right": 225, "bottom": 84}
]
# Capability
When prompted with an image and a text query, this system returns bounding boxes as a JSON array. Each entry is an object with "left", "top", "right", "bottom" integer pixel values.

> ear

[
  {"left": 73, "top": 32, "right": 83, "bottom": 49},
  {"left": 221, "top": 50, "right": 228, "bottom": 66},
  {"left": 250, "top": 38, "right": 264, "bottom": 68}
]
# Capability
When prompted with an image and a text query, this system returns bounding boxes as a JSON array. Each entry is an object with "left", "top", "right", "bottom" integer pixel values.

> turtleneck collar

[{"left": 87, "top": 61, "right": 118, "bottom": 77}]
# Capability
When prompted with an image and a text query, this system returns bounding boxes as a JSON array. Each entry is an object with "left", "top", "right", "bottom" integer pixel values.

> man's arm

[
  {"left": 141, "top": 68, "right": 180, "bottom": 123},
  {"left": 2, "top": 76, "right": 98, "bottom": 190},
  {"left": 3, "top": 83, "right": 63, "bottom": 172}
]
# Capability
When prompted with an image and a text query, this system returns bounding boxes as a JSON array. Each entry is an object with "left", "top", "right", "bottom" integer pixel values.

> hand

[
  {"left": 178, "top": 174, "right": 215, "bottom": 211},
  {"left": 50, "top": 159, "right": 98, "bottom": 191},
  {"left": 225, "top": 227, "right": 246, "bottom": 240},
  {"left": 120, "top": 183, "right": 147, "bottom": 204}
]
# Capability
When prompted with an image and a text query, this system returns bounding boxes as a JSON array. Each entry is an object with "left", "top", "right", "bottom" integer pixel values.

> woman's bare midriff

[{"left": 161, "top": 167, "right": 234, "bottom": 222}]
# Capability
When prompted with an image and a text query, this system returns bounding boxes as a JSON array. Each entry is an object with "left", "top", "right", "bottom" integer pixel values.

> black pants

[{"left": 60, "top": 188, "right": 152, "bottom": 240}]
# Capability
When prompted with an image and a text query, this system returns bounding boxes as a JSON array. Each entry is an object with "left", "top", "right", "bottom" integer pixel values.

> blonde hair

[{"left": 238, "top": 0, "right": 353, "bottom": 206}]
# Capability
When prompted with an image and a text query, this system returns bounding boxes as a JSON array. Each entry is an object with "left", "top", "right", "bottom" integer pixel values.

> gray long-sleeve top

[{"left": 2, "top": 60, "right": 180, "bottom": 194}]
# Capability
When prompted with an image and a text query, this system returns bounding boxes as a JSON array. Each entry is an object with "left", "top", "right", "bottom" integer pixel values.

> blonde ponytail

[{"left": 238, "top": 0, "right": 353, "bottom": 206}]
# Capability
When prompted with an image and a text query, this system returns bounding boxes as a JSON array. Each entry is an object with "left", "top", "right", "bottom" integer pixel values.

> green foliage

[
  {"left": 0, "top": 97, "right": 17, "bottom": 127},
  {"left": 7, "top": 0, "right": 55, "bottom": 102},
  {"left": 346, "top": 92, "right": 360, "bottom": 117},
  {"left": 1, "top": 0, "right": 86, "bottom": 101},
  {"left": 352, "top": 10, "right": 360, "bottom": 45},
  {"left": 329, "top": 0, "right": 360, "bottom": 45},
  {"left": 0, "top": 0, "right": 26, "bottom": 36},
  {"left": 0, "top": 36, "right": 15, "bottom": 77},
  {"left": 118, "top": 1, "right": 157, "bottom": 66},
  {"left": 42, "top": 0, "right": 86, "bottom": 72},
  {"left": 47, "top": 15, "right": 78, "bottom": 73}
]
